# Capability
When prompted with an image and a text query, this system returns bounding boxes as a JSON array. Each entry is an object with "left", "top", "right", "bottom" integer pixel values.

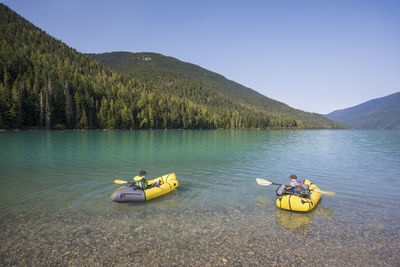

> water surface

[{"left": 0, "top": 130, "right": 399, "bottom": 266}]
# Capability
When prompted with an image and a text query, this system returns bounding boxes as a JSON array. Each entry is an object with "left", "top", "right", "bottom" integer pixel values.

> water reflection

[
  {"left": 275, "top": 209, "right": 314, "bottom": 230},
  {"left": 275, "top": 206, "right": 334, "bottom": 230}
]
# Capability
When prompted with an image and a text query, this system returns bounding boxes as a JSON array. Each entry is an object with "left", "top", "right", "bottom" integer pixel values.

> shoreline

[{"left": 0, "top": 127, "right": 349, "bottom": 132}]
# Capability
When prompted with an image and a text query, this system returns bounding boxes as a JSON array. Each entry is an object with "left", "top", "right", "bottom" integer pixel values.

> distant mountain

[
  {"left": 326, "top": 92, "right": 400, "bottom": 129},
  {"left": 87, "top": 52, "right": 344, "bottom": 129},
  {"left": 0, "top": 3, "right": 343, "bottom": 130}
]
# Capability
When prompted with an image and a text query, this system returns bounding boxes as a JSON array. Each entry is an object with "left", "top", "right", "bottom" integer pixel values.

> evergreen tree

[
  {"left": 64, "top": 82, "right": 74, "bottom": 129},
  {"left": 39, "top": 90, "right": 44, "bottom": 128},
  {"left": 10, "top": 81, "right": 22, "bottom": 127},
  {"left": 45, "top": 77, "right": 53, "bottom": 129}
]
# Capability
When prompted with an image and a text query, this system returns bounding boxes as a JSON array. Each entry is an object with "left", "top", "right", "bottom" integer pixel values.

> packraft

[
  {"left": 111, "top": 173, "right": 178, "bottom": 203},
  {"left": 275, "top": 179, "right": 321, "bottom": 212}
]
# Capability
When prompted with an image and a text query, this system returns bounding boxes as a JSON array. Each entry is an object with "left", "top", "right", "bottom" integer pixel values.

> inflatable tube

[
  {"left": 111, "top": 173, "right": 179, "bottom": 203},
  {"left": 276, "top": 179, "right": 321, "bottom": 212}
]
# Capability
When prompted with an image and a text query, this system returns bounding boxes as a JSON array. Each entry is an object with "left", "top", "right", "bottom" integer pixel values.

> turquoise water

[{"left": 0, "top": 130, "right": 399, "bottom": 266}]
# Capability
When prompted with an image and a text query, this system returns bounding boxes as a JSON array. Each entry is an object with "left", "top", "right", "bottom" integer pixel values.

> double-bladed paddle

[
  {"left": 256, "top": 178, "right": 336, "bottom": 196},
  {"left": 114, "top": 179, "right": 129, "bottom": 184},
  {"left": 114, "top": 179, "right": 162, "bottom": 187}
]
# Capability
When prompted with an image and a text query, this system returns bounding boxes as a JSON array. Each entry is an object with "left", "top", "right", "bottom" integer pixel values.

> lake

[{"left": 0, "top": 130, "right": 399, "bottom": 266}]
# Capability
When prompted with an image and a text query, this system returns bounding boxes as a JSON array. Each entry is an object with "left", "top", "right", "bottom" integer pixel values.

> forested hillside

[
  {"left": 88, "top": 52, "right": 344, "bottom": 129},
  {"left": 326, "top": 92, "right": 400, "bottom": 129},
  {"left": 0, "top": 4, "right": 343, "bottom": 130}
]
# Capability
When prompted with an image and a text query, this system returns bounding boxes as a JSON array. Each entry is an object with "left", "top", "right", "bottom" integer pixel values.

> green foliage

[{"left": 0, "top": 3, "right": 344, "bottom": 130}]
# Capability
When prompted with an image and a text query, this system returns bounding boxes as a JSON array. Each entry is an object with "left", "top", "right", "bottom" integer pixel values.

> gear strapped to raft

[
  {"left": 129, "top": 181, "right": 159, "bottom": 191},
  {"left": 276, "top": 184, "right": 311, "bottom": 198}
]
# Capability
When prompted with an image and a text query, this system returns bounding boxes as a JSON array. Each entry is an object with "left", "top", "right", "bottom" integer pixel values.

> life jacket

[
  {"left": 133, "top": 176, "right": 148, "bottom": 189},
  {"left": 290, "top": 180, "right": 302, "bottom": 187}
]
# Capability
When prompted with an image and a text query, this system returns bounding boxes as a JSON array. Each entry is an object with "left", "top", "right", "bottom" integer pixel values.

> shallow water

[{"left": 0, "top": 130, "right": 399, "bottom": 266}]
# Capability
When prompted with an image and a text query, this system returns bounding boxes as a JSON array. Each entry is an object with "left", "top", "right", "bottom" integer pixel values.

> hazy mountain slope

[{"left": 326, "top": 92, "right": 400, "bottom": 129}]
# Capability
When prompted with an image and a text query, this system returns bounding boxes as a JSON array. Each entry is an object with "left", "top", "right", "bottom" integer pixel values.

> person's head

[
  {"left": 139, "top": 170, "right": 147, "bottom": 177},
  {"left": 289, "top": 174, "right": 297, "bottom": 182}
]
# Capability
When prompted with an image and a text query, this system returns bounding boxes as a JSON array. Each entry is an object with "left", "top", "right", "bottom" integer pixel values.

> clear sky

[{"left": 2, "top": 0, "right": 399, "bottom": 113}]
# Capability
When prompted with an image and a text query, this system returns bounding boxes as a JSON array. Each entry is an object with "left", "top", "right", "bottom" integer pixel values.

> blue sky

[{"left": 2, "top": 0, "right": 399, "bottom": 113}]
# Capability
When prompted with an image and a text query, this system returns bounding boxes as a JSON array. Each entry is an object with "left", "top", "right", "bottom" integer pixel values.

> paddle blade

[
  {"left": 114, "top": 179, "right": 128, "bottom": 184},
  {"left": 313, "top": 189, "right": 336, "bottom": 196},
  {"left": 256, "top": 178, "right": 272, "bottom": 186}
]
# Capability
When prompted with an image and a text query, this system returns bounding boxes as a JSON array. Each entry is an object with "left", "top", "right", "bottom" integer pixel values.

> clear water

[{"left": 0, "top": 130, "right": 399, "bottom": 266}]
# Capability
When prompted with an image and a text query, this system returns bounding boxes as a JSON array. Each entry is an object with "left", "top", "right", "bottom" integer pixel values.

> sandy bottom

[{"left": 1, "top": 202, "right": 399, "bottom": 267}]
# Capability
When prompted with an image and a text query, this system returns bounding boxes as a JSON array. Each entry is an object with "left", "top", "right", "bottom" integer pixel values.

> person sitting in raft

[
  {"left": 289, "top": 174, "right": 302, "bottom": 187},
  {"left": 276, "top": 174, "right": 310, "bottom": 198},
  {"left": 132, "top": 170, "right": 159, "bottom": 190},
  {"left": 288, "top": 174, "right": 310, "bottom": 198}
]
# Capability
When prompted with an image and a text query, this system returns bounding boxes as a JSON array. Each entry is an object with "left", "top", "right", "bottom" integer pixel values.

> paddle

[
  {"left": 114, "top": 179, "right": 130, "bottom": 184},
  {"left": 256, "top": 178, "right": 336, "bottom": 196},
  {"left": 114, "top": 179, "right": 161, "bottom": 187}
]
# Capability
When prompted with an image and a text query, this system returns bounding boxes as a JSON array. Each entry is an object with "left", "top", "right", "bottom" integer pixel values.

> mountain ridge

[
  {"left": 87, "top": 51, "right": 343, "bottom": 128},
  {"left": 86, "top": 51, "right": 288, "bottom": 110},
  {"left": 325, "top": 92, "right": 400, "bottom": 129}
]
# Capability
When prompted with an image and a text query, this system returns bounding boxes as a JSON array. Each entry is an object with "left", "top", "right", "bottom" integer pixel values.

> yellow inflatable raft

[
  {"left": 111, "top": 173, "right": 179, "bottom": 202},
  {"left": 276, "top": 179, "right": 321, "bottom": 212}
]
